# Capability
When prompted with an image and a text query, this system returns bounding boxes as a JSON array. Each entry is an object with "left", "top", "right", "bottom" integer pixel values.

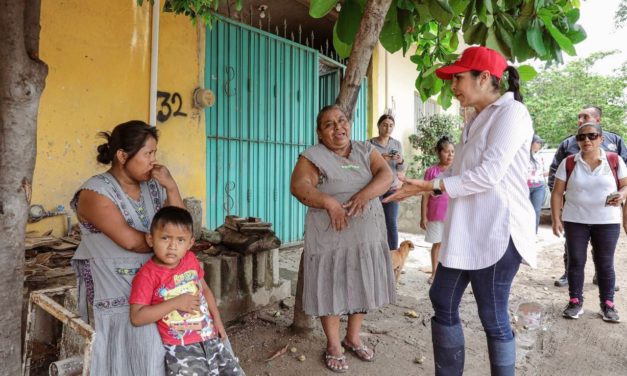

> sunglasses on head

[{"left": 575, "top": 133, "right": 601, "bottom": 141}]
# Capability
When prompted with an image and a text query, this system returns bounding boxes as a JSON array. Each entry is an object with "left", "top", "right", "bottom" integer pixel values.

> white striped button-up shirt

[{"left": 441, "top": 92, "right": 537, "bottom": 269}]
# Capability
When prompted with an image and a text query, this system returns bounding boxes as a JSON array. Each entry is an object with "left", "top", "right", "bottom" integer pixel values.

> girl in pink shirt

[{"left": 421, "top": 136, "right": 455, "bottom": 284}]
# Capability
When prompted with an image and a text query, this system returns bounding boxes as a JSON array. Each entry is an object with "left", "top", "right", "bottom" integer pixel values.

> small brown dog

[{"left": 390, "top": 240, "right": 415, "bottom": 283}]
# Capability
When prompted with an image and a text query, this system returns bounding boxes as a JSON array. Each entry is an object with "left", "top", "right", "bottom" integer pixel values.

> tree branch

[
  {"left": 336, "top": 0, "right": 393, "bottom": 120},
  {"left": 24, "top": 0, "right": 42, "bottom": 60}
]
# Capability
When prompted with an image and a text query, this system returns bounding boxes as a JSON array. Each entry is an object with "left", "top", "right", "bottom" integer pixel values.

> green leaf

[
  {"left": 333, "top": 24, "right": 352, "bottom": 58},
  {"left": 526, "top": 21, "right": 547, "bottom": 56},
  {"left": 566, "top": 24, "right": 587, "bottom": 44},
  {"left": 415, "top": 2, "right": 433, "bottom": 24},
  {"left": 450, "top": 0, "right": 470, "bottom": 14},
  {"left": 450, "top": 32, "right": 460, "bottom": 50},
  {"left": 565, "top": 8, "right": 580, "bottom": 25},
  {"left": 512, "top": 30, "right": 532, "bottom": 61},
  {"left": 538, "top": 13, "right": 576, "bottom": 56},
  {"left": 484, "top": 0, "right": 494, "bottom": 14},
  {"left": 476, "top": 0, "right": 488, "bottom": 24},
  {"left": 486, "top": 27, "right": 500, "bottom": 51},
  {"left": 410, "top": 54, "right": 422, "bottom": 65},
  {"left": 379, "top": 5, "right": 404, "bottom": 53},
  {"left": 429, "top": 0, "right": 454, "bottom": 25},
  {"left": 498, "top": 13, "right": 517, "bottom": 32},
  {"left": 495, "top": 27, "right": 513, "bottom": 59},
  {"left": 517, "top": 64, "right": 537, "bottom": 81},
  {"left": 438, "top": 85, "right": 454, "bottom": 109},
  {"left": 336, "top": 0, "right": 362, "bottom": 44},
  {"left": 462, "top": 0, "right": 475, "bottom": 32},
  {"left": 397, "top": 0, "right": 416, "bottom": 11},
  {"left": 309, "top": 0, "right": 336, "bottom": 18},
  {"left": 464, "top": 22, "right": 487, "bottom": 44}
]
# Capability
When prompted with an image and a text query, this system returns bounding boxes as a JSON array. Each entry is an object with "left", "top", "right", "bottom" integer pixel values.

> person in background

[
  {"left": 548, "top": 105, "right": 627, "bottom": 288},
  {"left": 130, "top": 206, "right": 245, "bottom": 375},
  {"left": 369, "top": 114, "right": 405, "bottom": 250},
  {"left": 71, "top": 120, "right": 184, "bottom": 375},
  {"left": 528, "top": 134, "right": 548, "bottom": 232},
  {"left": 385, "top": 46, "right": 536, "bottom": 375},
  {"left": 420, "top": 136, "right": 455, "bottom": 284},
  {"left": 290, "top": 105, "right": 396, "bottom": 373},
  {"left": 551, "top": 122, "right": 626, "bottom": 323}
]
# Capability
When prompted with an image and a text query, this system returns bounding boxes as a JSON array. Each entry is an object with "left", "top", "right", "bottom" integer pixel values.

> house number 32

[{"left": 157, "top": 91, "right": 188, "bottom": 122}]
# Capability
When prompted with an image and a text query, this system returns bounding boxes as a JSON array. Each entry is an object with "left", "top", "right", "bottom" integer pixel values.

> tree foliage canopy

[
  {"left": 311, "top": 0, "right": 586, "bottom": 108},
  {"left": 523, "top": 51, "right": 627, "bottom": 146}
]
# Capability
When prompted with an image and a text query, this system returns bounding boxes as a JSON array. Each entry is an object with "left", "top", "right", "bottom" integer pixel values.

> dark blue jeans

[
  {"left": 528, "top": 184, "right": 546, "bottom": 233},
  {"left": 380, "top": 190, "right": 399, "bottom": 250},
  {"left": 429, "top": 238, "right": 522, "bottom": 341},
  {"left": 564, "top": 221, "right": 619, "bottom": 303}
]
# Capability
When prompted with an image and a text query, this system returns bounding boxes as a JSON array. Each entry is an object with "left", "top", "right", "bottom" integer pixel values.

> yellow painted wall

[{"left": 30, "top": 0, "right": 206, "bottom": 236}]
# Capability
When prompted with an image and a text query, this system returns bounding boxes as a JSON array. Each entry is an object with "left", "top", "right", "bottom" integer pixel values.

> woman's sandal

[
  {"left": 341, "top": 340, "right": 375, "bottom": 362},
  {"left": 323, "top": 352, "right": 348, "bottom": 373}
]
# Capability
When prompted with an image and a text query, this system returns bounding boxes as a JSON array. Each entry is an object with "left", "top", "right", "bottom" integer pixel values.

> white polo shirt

[{"left": 555, "top": 149, "right": 627, "bottom": 224}]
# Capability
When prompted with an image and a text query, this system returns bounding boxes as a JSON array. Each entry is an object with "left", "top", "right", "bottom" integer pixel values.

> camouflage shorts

[{"left": 164, "top": 338, "right": 246, "bottom": 376}]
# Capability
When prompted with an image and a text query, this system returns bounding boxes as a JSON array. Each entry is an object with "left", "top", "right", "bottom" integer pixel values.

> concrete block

[
  {"left": 203, "top": 257, "right": 222, "bottom": 302},
  {"left": 269, "top": 248, "right": 280, "bottom": 286},
  {"left": 221, "top": 254, "right": 239, "bottom": 300},
  {"left": 255, "top": 251, "right": 268, "bottom": 291},
  {"left": 241, "top": 254, "right": 254, "bottom": 295}
]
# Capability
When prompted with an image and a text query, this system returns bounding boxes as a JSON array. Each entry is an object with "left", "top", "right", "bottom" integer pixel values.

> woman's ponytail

[{"left": 505, "top": 66, "right": 523, "bottom": 103}]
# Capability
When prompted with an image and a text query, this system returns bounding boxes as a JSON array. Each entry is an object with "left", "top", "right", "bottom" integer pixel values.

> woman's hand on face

[
  {"left": 552, "top": 219, "right": 564, "bottom": 237},
  {"left": 324, "top": 197, "right": 349, "bottom": 231},
  {"left": 151, "top": 163, "right": 176, "bottom": 190},
  {"left": 344, "top": 192, "right": 370, "bottom": 217}
]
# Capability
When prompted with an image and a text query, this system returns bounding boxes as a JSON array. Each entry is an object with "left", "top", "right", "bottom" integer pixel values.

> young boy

[{"left": 129, "top": 206, "right": 245, "bottom": 376}]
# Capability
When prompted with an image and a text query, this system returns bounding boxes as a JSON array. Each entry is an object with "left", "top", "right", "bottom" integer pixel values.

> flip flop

[
  {"left": 323, "top": 352, "right": 348, "bottom": 373},
  {"left": 341, "top": 340, "right": 375, "bottom": 362}
]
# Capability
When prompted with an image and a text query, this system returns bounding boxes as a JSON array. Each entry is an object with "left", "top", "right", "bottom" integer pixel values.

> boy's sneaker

[
  {"left": 563, "top": 298, "right": 584, "bottom": 319},
  {"left": 554, "top": 273, "right": 568, "bottom": 287},
  {"left": 599, "top": 301, "right": 620, "bottom": 323}
]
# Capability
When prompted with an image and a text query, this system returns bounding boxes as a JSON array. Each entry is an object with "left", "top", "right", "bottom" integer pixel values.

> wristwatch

[{"left": 432, "top": 178, "right": 443, "bottom": 196}]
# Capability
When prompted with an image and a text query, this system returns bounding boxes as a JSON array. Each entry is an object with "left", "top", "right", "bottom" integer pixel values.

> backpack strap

[
  {"left": 606, "top": 152, "right": 620, "bottom": 189},
  {"left": 565, "top": 155, "right": 576, "bottom": 186}
]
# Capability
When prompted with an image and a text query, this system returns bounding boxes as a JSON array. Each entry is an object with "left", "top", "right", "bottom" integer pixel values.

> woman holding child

[
  {"left": 290, "top": 105, "right": 396, "bottom": 373},
  {"left": 71, "top": 120, "right": 183, "bottom": 375},
  {"left": 385, "top": 46, "right": 536, "bottom": 375}
]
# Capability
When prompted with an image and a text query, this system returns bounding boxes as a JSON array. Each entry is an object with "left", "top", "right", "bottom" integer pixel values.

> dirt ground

[{"left": 227, "top": 225, "right": 627, "bottom": 376}]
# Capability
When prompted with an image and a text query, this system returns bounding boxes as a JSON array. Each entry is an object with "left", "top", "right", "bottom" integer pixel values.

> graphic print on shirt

[{"left": 157, "top": 270, "right": 214, "bottom": 343}]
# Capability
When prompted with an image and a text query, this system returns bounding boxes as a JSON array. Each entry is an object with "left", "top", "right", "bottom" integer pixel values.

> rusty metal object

[
  {"left": 22, "top": 286, "right": 95, "bottom": 376},
  {"left": 49, "top": 356, "right": 82, "bottom": 376}
]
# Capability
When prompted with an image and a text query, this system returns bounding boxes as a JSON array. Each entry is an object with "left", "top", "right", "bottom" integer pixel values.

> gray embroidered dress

[
  {"left": 71, "top": 172, "right": 167, "bottom": 376},
  {"left": 300, "top": 141, "right": 396, "bottom": 316}
]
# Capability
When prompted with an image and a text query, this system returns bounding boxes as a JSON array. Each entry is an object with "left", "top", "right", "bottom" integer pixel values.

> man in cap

[{"left": 549, "top": 105, "right": 627, "bottom": 288}]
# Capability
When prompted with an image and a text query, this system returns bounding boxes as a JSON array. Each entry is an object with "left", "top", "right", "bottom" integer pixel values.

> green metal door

[{"left": 205, "top": 17, "right": 368, "bottom": 244}]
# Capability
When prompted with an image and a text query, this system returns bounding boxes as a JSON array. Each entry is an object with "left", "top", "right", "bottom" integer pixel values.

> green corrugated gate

[{"left": 205, "top": 17, "right": 367, "bottom": 243}]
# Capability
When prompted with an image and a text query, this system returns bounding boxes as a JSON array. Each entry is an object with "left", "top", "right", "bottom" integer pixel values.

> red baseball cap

[{"left": 435, "top": 46, "right": 508, "bottom": 80}]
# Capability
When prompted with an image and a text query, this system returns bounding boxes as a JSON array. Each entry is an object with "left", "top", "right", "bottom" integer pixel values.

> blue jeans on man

[{"left": 429, "top": 238, "right": 522, "bottom": 375}]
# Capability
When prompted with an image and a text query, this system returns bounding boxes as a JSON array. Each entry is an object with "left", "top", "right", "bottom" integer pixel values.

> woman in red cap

[{"left": 385, "top": 46, "right": 536, "bottom": 376}]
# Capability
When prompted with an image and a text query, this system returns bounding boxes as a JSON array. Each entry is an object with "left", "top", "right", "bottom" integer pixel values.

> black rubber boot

[{"left": 487, "top": 336, "right": 516, "bottom": 376}]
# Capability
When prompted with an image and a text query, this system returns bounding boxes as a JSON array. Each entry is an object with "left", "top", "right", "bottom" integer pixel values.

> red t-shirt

[{"left": 129, "top": 251, "right": 217, "bottom": 346}]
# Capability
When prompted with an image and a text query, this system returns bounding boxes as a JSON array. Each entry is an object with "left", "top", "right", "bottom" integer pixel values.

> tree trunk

[
  {"left": 291, "top": 0, "right": 394, "bottom": 332},
  {"left": 290, "top": 253, "right": 315, "bottom": 332},
  {"left": 0, "top": 0, "right": 47, "bottom": 374},
  {"left": 336, "top": 0, "right": 394, "bottom": 120}
]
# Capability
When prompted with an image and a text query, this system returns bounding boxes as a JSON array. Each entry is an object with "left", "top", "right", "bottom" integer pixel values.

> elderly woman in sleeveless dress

[
  {"left": 71, "top": 121, "right": 183, "bottom": 375},
  {"left": 290, "top": 105, "right": 396, "bottom": 373}
]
